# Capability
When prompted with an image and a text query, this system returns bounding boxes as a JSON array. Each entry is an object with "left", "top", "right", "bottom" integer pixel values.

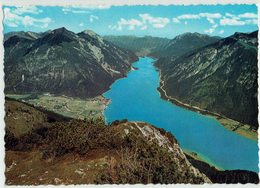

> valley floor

[
  {"left": 157, "top": 74, "right": 258, "bottom": 141},
  {"left": 6, "top": 94, "right": 110, "bottom": 120}
]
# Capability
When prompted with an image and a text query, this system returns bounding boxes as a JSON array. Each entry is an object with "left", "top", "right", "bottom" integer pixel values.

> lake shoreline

[
  {"left": 183, "top": 150, "right": 222, "bottom": 171},
  {"left": 156, "top": 69, "right": 258, "bottom": 141}
]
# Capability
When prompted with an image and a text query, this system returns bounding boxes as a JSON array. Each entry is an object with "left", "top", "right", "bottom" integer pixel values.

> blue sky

[{"left": 3, "top": 5, "right": 258, "bottom": 38}]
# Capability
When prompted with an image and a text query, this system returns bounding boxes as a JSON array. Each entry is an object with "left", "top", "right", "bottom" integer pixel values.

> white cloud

[
  {"left": 113, "top": 18, "right": 142, "bottom": 31},
  {"left": 201, "top": 13, "right": 222, "bottom": 25},
  {"left": 204, "top": 28, "right": 214, "bottom": 34},
  {"left": 199, "top": 13, "right": 222, "bottom": 19},
  {"left": 225, "top": 13, "right": 235, "bottom": 17},
  {"left": 4, "top": 8, "right": 21, "bottom": 27},
  {"left": 219, "top": 30, "right": 224, "bottom": 34},
  {"left": 4, "top": 7, "right": 52, "bottom": 28},
  {"left": 175, "top": 13, "right": 222, "bottom": 21},
  {"left": 141, "top": 25, "right": 148, "bottom": 30},
  {"left": 79, "top": 23, "right": 84, "bottom": 27},
  {"left": 204, "top": 24, "right": 218, "bottom": 34},
  {"left": 238, "top": 13, "right": 258, "bottom": 19},
  {"left": 6, "top": 22, "right": 18, "bottom": 28},
  {"left": 220, "top": 12, "right": 257, "bottom": 26},
  {"left": 139, "top": 13, "right": 170, "bottom": 28},
  {"left": 89, "top": 15, "right": 99, "bottom": 23},
  {"left": 76, "top": 5, "right": 111, "bottom": 10},
  {"left": 110, "top": 13, "right": 170, "bottom": 31},
  {"left": 207, "top": 18, "right": 215, "bottom": 24},
  {"left": 225, "top": 13, "right": 238, "bottom": 19},
  {"left": 62, "top": 8, "right": 90, "bottom": 14},
  {"left": 172, "top": 11, "right": 257, "bottom": 31},
  {"left": 173, "top": 12, "right": 222, "bottom": 25},
  {"left": 172, "top": 18, "right": 180, "bottom": 23},
  {"left": 13, "top": 6, "right": 42, "bottom": 15},
  {"left": 62, "top": 5, "right": 111, "bottom": 14},
  {"left": 22, "top": 16, "right": 51, "bottom": 28},
  {"left": 212, "top": 24, "right": 218, "bottom": 28},
  {"left": 220, "top": 17, "right": 246, "bottom": 26},
  {"left": 245, "top": 19, "right": 258, "bottom": 25},
  {"left": 177, "top": 14, "right": 200, "bottom": 19},
  {"left": 153, "top": 23, "right": 166, "bottom": 28}
]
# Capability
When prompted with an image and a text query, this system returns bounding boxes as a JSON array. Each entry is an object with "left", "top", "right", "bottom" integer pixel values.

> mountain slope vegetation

[
  {"left": 104, "top": 35, "right": 170, "bottom": 56},
  {"left": 155, "top": 31, "right": 258, "bottom": 129},
  {"left": 4, "top": 28, "right": 138, "bottom": 98},
  {"left": 104, "top": 33, "right": 220, "bottom": 58},
  {"left": 5, "top": 99, "right": 211, "bottom": 184},
  {"left": 155, "top": 32, "right": 221, "bottom": 58}
]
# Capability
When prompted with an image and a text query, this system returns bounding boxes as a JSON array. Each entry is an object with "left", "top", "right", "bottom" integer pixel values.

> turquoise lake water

[{"left": 104, "top": 57, "right": 259, "bottom": 172}]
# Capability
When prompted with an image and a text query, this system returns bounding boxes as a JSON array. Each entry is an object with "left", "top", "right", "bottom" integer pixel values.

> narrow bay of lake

[{"left": 104, "top": 57, "right": 259, "bottom": 172}]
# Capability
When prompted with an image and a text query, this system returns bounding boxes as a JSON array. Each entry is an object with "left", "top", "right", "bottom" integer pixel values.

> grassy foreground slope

[{"left": 5, "top": 99, "right": 211, "bottom": 185}]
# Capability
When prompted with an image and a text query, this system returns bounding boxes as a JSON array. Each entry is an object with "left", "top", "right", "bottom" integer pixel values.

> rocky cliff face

[
  {"left": 5, "top": 99, "right": 210, "bottom": 184},
  {"left": 4, "top": 28, "right": 138, "bottom": 98},
  {"left": 155, "top": 31, "right": 258, "bottom": 129}
]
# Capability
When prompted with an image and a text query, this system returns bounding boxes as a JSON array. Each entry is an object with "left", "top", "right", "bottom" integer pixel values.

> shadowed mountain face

[
  {"left": 4, "top": 27, "right": 138, "bottom": 98},
  {"left": 155, "top": 31, "right": 258, "bottom": 129}
]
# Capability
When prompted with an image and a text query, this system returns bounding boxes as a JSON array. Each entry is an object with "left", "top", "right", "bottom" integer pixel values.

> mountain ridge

[
  {"left": 104, "top": 32, "right": 221, "bottom": 58},
  {"left": 155, "top": 30, "right": 258, "bottom": 129},
  {"left": 103, "top": 35, "right": 170, "bottom": 56},
  {"left": 4, "top": 27, "right": 138, "bottom": 98},
  {"left": 154, "top": 32, "right": 221, "bottom": 58}
]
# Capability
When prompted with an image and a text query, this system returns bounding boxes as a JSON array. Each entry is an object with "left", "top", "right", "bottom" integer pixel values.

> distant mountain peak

[
  {"left": 81, "top": 29, "right": 97, "bottom": 36},
  {"left": 52, "top": 27, "right": 70, "bottom": 33},
  {"left": 51, "top": 27, "right": 76, "bottom": 37},
  {"left": 174, "top": 32, "right": 212, "bottom": 40},
  {"left": 33, "top": 27, "right": 79, "bottom": 46},
  {"left": 158, "top": 32, "right": 221, "bottom": 58},
  {"left": 78, "top": 29, "right": 104, "bottom": 45}
]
